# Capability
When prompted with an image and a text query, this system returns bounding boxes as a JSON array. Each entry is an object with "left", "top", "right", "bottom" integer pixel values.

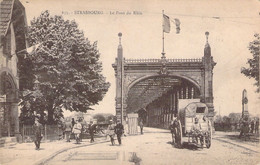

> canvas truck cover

[{"left": 178, "top": 100, "right": 208, "bottom": 133}]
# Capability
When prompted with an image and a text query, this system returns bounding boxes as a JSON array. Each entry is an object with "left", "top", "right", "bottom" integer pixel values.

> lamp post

[{"left": 118, "top": 32, "right": 124, "bottom": 124}]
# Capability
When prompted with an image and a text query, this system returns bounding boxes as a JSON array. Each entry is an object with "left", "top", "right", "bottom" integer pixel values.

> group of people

[
  {"left": 239, "top": 117, "right": 259, "bottom": 138},
  {"left": 32, "top": 117, "right": 145, "bottom": 150},
  {"left": 64, "top": 118, "right": 97, "bottom": 144},
  {"left": 249, "top": 118, "right": 259, "bottom": 134},
  {"left": 107, "top": 120, "right": 124, "bottom": 145}
]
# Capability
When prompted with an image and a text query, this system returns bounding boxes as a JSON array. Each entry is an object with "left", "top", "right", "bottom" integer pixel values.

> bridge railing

[{"left": 124, "top": 58, "right": 202, "bottom": 63}]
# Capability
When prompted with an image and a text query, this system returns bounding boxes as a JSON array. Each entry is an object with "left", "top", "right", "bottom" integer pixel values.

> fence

[{"left": 21, "top": 124, "right": 63, "bottom": 142}]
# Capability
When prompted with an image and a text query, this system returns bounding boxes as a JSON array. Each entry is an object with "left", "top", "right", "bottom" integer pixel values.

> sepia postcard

[{"left": 0, "top": 0, "right": 260, "bottom": 164}]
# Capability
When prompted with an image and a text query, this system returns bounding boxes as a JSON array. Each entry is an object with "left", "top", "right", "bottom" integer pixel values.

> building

[{"left": 0, "top": 0, "right": 28, "bottom": 139}]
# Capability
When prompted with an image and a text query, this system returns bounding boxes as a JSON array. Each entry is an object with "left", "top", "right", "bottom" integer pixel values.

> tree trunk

[{"left": 47, "top": 108, "right": 54, "bottom": 124}]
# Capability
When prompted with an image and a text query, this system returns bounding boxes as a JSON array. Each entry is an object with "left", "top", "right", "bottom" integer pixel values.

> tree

[
  {"left": 228, "top": 113, "right": 241, "bottom": 124},
  {"left": 18, "top": 11, "right": 110, "bottom": 124},
  {"left": 241, "top": 33, "right": 260, "bottom": 93},
  {"left": 93, "top": 113, "right": 114, "bottom": 123},
  {"left": 93, "top": 114, "right": 106, "bottom": 123},
  {"left": 214, "top": 115, "right": 223, "bottom": 123}
]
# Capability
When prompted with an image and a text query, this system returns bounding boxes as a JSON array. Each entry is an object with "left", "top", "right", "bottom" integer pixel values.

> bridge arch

[
  {"left": 112, "top": 33, "right": 216, "bottom": 129},
  {"left": 127, "top": 74, "right": 201, "bottom": 95}
]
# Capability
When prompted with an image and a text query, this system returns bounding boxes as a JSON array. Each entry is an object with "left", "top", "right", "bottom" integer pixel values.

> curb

[{"left": 34, "top": 139, "right": 110, "bottom": 165}]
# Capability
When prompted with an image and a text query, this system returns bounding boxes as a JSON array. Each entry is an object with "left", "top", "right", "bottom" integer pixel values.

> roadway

[{"left": 46, "top": 127, "right": 260, "bottom": 165}]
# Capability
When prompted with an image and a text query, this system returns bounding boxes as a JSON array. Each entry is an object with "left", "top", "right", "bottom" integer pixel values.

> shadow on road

[{"left": 167, "top": 141, "right": 204, "bottom": 151}]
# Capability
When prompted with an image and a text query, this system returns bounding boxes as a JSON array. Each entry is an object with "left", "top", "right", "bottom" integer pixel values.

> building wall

[{"left": 0, "top": 23, "right": 19, "bottom": 138}]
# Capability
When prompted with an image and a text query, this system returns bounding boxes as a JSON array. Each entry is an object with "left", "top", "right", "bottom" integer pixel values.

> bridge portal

[{"left": 112, "top": 32, "right": 216, "bottom": 129}]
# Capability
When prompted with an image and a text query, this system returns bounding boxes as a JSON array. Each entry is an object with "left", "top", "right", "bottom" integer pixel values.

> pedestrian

[
  {"left": 72, "top": 120, "right": 82, "bottom": 144},
  {"left": 71, "top": 118, "right": 76, "bottom": 139},
  {"left": 139, "top": 119, "right": 144, "bottom": 134},
  {"left": 239, "top": 117, "right": 249, "bottom": 138},
  {"left": 169, "top": 118, "right": 178, "bottom": 145},
  {"left": 64, "top": 118, "right": 72, "bottom": 142},
  {"left": 107, "top": 120, "right": 116, "bottom": 145},
  {"left": 89, "top": 121, "right": 96, "bottom": 143},
  {"left": 255, "top": 118, "right": 259, "bottom": 134},
  {"left": 71, "top": 118, "right": 76, "bottom": 128},
  {"left": 115, "top": 119, "right": 124, "bottom": 145},
  {"left": 32, "top": 118, "right": 43, "bottom": 150},
  {"left": 250, "top": 119, "right": 255, "bottom": 133}
]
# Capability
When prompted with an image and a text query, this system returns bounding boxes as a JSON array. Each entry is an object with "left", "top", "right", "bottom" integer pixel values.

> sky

[{"left": 20, "top": 0, "right": 260, "bottom": 116}]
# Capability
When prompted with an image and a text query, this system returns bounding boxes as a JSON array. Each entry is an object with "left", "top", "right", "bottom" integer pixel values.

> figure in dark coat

[
  {"left": 71, "top": 118, "right": 76, "bottom": 128},
  {"left": 255, "top": 118, "right": 259, "bottom": 134},
  {"left": 250, "top": 120, "right": 255, "bottom": 133},
  {"left": 114, "top": 120, "right": 124, "bottom": 145},
  {"left": 139, "top": 120, "right": 144, "bottom": 134},
  {"left": 32, "top": 119, "right": 43, "bottom": 150},
  {"left": 64, "top": 119, "right": 72, "bottom": 142},
  {"left": 88, "top": 121, "right": 96, "bottom": 143},
  {"left": 169, "top": 118, "right": 178, "bottom": 144},
  {"left": 239, "top": 117, "right": 250, "bottom": 138}
]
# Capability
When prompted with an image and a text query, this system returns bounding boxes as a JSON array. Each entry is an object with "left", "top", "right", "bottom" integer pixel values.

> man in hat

[
  {"left": 114, "top": 119, "right": 124, "bottom": 145},
  {"left": 169, "top": 117, "right": 178, "bottom": 145},
  {"left": 190, "top": 117, "right": 202, "bottom": 144},
  {"left": 32, "top": 118, "right": 43, "bottom": 150},
  {"left": 88, "top": 121, "right": 96, "bottom": 143},
  {"left": 72, "top": 119, "right": 82, "bottom": 144},
  {"left": 64, "top": 118, "right": 72, "bottom": 142},
  {"left": 139, "top": 119, "right": 144, "bottom": 134},
  {"left": 107, "top": 120, "right": 116, "bottom": 145}
]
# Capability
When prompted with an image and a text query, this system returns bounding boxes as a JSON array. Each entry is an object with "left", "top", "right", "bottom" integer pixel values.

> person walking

[
  {"left": 239, "top": 117, "right": 250, "bottom": 138},
  {"left": 107, "top": 120, "right": 116, "bottom": 145},
  {"left": 115, "top": 120, "right": 124, "bottom": 145},
  {"left": 89, "top": 121, "right": 96, "bottom": 143},
  {"left": 72, "top": 120, "right": 82, "bottom": 144},
  {"left": 71, "top": 118, "right": 76, "bottom": 128},
  {"left": 64, "top": 119, "right": 72, "bottom": 142},
  {"left": 255, "top": 118, "right": 259, "bottom": 134},
  {"left": 169, "top": 118, "right": 178, "bottom": 145},
  {"left": 250, "top": 119, "right": 255, "bottom": 133},
  {"left": 139, "top": 119, "right": 144, "bottom": 134},
  {"left": 32, "top": 119, "right": 43, "bottom": 150},
  {"left": 71, "top": 118, "right": 76, "bottom": 139}
]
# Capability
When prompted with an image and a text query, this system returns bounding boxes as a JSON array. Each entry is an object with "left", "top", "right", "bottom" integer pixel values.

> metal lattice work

[{"left": 126, "top": 76, "right": 199, "bottom": 113}]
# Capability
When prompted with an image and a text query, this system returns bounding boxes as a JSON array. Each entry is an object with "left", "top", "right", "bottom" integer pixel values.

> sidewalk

[{"left": 0, "top": 137, "right": 109, "bottom": 165}]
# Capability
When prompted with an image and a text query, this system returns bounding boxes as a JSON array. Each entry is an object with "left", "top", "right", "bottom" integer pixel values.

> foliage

[
  {"left": 18, "top": 11, "right": 110, "bottom": 124},
  {"left": 214, "top": 115, "right": 223, "bottom": 123},
  {"left": 93, "top": 113, "right": 114, "bottom": 123},
  {"left": 241, "top": 33, "right": 260, "bottom": 93},
  {"left": 228, "top": 113, "right": 241, "bottom": 124}
]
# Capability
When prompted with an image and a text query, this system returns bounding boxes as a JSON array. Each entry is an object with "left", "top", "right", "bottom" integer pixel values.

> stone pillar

[
  {"left": 115, "top": 33, "right": 126, "bottom": 123},
  {"left": 203, "top": 32, "right": 216, "bottom": 118},
  {"left": 242, "top": 89, "right": 249, "bottom": 118}
]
